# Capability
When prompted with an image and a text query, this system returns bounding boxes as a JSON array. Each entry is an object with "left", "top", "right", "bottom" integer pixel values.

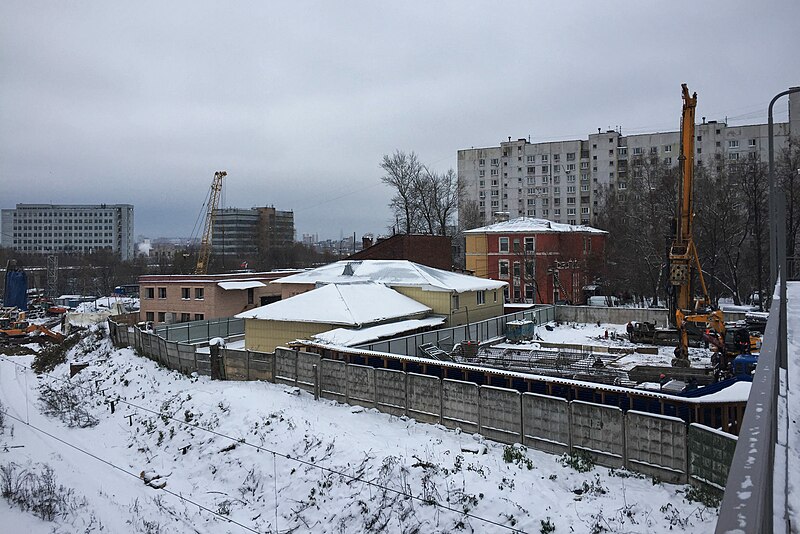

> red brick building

[{"left": 464, "top": 218, "right": 607, "bottom": 304}]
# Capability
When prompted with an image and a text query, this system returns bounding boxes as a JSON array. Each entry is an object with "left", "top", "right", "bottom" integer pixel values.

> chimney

[{"left": 362, "top": 233, "right": 374, "bottom": 249}]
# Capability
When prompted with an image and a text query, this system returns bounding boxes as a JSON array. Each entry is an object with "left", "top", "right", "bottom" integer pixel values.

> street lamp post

[{"left": 768, "top": 86, "right": 799, "bottom": 370}]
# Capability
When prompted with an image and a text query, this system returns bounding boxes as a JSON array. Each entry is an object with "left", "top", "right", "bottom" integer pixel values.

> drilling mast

[{"left": 194, "top": 171, "right": 226, "bottom": 275}]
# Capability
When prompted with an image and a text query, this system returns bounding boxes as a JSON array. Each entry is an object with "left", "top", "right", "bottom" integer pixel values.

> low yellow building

[
  {"left": 236, "top": 282, "right": 433, "bottom": 352},
  {"left": 271, "top": 260, "right": 507, "bottom": 328}
]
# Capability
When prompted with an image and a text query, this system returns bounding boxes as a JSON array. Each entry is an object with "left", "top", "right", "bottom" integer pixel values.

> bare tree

[
  {"left": 417, "top": 168, "right": 463, "bottom": 235},
  {"left": 381, "top": 151, "right": 424, "bottom": 234}
]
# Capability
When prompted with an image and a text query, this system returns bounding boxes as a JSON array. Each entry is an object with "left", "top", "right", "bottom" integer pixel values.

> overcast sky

[{"left": 2, "top": 1, "right": 798, "bottom": 242}]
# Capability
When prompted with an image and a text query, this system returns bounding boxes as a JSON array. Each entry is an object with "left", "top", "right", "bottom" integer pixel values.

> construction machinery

[
  {"left": 194, "top": 171, "right": 227, "bottom": 275},
  {"left": 0, "top": 312, "right": 64, "bottom": 343}
]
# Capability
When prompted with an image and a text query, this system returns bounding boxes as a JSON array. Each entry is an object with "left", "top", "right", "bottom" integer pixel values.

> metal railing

[
  {"left": 154, "top": 316, "right": 244, "bottom": 343},
  {"left": 715, "top": 282, "right": 787, "bottom": 533}
]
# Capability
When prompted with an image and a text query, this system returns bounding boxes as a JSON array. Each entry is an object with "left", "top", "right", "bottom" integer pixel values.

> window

[
  {"left": 527, "top": 166, "right": 535, "bottom": 174},
  {"left": 618, "top": 182, "right": 627, "bottom": 190},
  {"left": 180, "top": 313, "right": 191, "bottom": 322},
  {"left": 566, "top": 163, "right": 575, "bottom": 172},
  {"left": 541, "top": 165, "right": 549, "bottom": 173},
  {"left": 499, "top": 260, "right": 509, "bottom": 278},
  {"left": 748, "top": 139, "right": 756, "bottom": 147},
  {"left": 567, "top": 174, "right": 576, "bottom": 182},
  {"left": 490, "top": 169, "right": 498, "bottom": 176},
  {"left": 566, "top": 152, "right": 575, "bottom": 161},
  {"left": 157, "top": 312, "right": 166, "bottom": 322},
  {"left": 554, "top": 208, "right": 561, "bottom": 216},
  {"left": 158, "top": 287, "right": 167, "bottom": 299},
  {"left": 479, "top": 170, "right": 485, "bottom": 177},
  {"left": 729, "top": 140, "right": 739, "bottom": 149},
  {"left": 491, "top": 158, "right": 499, "bottom": 165},
  {"left": 581, "top": 161, "right": 589, "bottom": 169},
  {"left": 499, "top": 237, "right": 509, "bottom": 252},
  {"left": 541, "top": 155, "right": 549, "bottom": 163},
  {"left": 525, "top": 237, "right": 534, "bottom": 252},
  {"left": 145, "top": 311, "right": 154, "bottom": 321},
  {"left": 527, "top": 155, "right": 535, "bottom": 163},
  {"left": 567, "top": 186, "right": 576, "bottom": 193},
  {"left": 181, "top": 287, "right": 190, "bottom": 300},
  {"left": 247, "top": 288, "right": 254, "bottom": 304},
  {"left": 633, "top": 147, "right": 643, "bottom": 155},
  {"left": 194, "top": 313, "right": 204, "bottom": 321},
  {"left": 477, "top": 291, "right": 485, "bottom": 305},
  {"left": 581, "top": 207, "right": 590, "bottom": 214},
  {"left": 664, "top": 157, "right": 672, "bottom": 165},
  {"left": 728, "top": 152, "right": 740, "bottom": 160},
  {"left": 554, "top": 186, "right": 560, "bottom": 194},
  {"left": 566, "top": 197, "right": 576, "bottom": 205},
  {"left": 553, "top": 154, "right": 560, "bottom": 162},
  {"left": 581, "top": 184, "right": 589, "bottom": 192},
  {"left": 513, "top": 262, "right": 521, "bottom": 277},
  {"left": 567, "top": 208, "right": 576, "bottom": 215},
  {"left": 650, "top": 146, "right": 658, "bottom": 155},
  {"left": 479, "top": 158, "right": 485, "bottom": 166},
  {"left": 617, "top": 147, "right": 627, "bottom": 156},
  {"left": 553, "top": 164, "right": 560, "bottom": 172},
  {"left": 145, "top": 287, "right": 155, "bottom": 299}
]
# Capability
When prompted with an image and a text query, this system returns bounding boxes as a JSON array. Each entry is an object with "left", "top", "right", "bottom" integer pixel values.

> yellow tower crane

[{"left": 194, "top": 171, "right": 226, "bottom": 275}]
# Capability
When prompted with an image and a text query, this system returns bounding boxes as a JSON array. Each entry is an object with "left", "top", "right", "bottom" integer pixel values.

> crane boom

[
  {"left": 669, "top": 84, "right": 709, "bottom": 316},
  {"left": 195, "top": 171, "right": 226, "bottom": 275}
]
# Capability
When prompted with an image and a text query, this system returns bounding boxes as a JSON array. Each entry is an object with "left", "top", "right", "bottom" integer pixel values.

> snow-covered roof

[
  {"left": 272, "top": 260, "right": 506, "bottom": 293},
  {"left": 217, "top": 281, "right": 266, "bottom": 290},
  {"left": 464, "top": 217, "right": 607, "bottom": 235},
  {"left": 312, "top": 316, "right": 447, "bottom": 347},
  {"left": 236, "top": 282, "right": 431, "bottom": 326}
]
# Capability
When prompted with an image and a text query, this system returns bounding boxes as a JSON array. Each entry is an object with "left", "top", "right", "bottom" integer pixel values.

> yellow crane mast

[
  {"left": 669, "top": 85, "right": 714, "bottom": 366},
  {"left": 194, "top": 171, "right": 226, "bottom": 275}
]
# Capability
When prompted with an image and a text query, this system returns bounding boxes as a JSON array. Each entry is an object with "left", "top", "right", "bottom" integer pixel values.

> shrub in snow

[
  {"left": 558, "top": 450, "right": 595, "bottom": 473},
  {"left": 38, "top": 380, "right": 98, "bottom": 428},
  {"left": 0, "top": 462, "right": 84, "bottom": 521},
  {"left": 502, "top": 444, "right": 533, "bottom": 469}
]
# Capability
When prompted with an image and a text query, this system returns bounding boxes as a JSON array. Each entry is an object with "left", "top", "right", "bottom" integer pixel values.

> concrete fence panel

[
  {"left": 521, "top": 393, "right": 570, "bottom": 455},
  {"left": 166, "top": 341, "right": 181, "bottom": 370},
  {"left": 570, "top": 401, "right": 624, "bottom": 468},
  {"left": 625, "top": 411, "right": 687, "bottom": 484},
  {"left": 157, "top": 337, "right": 169, "bottom": 366},
  {"left": 688, "top": 423, "right": 737, "bottom": 493},
  {"left": 274, "top": 347, "right": 298, "bottom": 386},
  {"left": 248, "top": 351, "right": 275, "bottom": 382},
  {"left": 176, "top": 344, "right": 196, "bottom": 375},
  {"left": 347, "top": 364, "right": 376, "bottom": 408},
  {"left": 479, "top": 386, "right": 521, "bottom": 445},
  {"left": 195, "top": 352, "right": 212, "bottom": 376},
  {"left": 406, "top": 373, "right": 441, "bottom": 425},
  {"left": 320, "top": 359, "right": 347, "bottom": 403},
  {"left": 441, "top": 379, "right": 480, "bottom": 434},
  {"left": 296, "top": 351, "right": 322, "bottom": 394},
  {"left": 222, "top": 348, "right": 249, "bottom": 381},
  {"left": 375, "top": 368, "right": 406, "bottom": 416}
]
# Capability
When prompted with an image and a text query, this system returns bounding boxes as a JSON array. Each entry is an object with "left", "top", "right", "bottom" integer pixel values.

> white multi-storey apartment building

[
  {"left": 459, "top": 92, "right": 799, "bottom": 227},
  {"left": 0, "top": 204, "right": 135, "bottom": 260}
]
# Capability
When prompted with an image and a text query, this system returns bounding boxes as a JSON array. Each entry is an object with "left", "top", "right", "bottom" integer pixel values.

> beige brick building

[{"left": 138, "top": 270, "right": 299, "bottom": 325}]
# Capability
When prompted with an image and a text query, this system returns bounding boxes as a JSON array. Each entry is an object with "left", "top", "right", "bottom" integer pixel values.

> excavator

[{"left": 0, "top": 312, "right": 64, "bottom": 343}]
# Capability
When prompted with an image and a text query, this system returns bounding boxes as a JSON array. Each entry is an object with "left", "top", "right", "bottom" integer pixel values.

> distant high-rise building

[
  {"left": 458, "top": 92, "right": 800, "bottom": 228},
  {"left": 0, "top": 203, "right": 134, "bottom": 260},
  {"left": 212, "top": 206, "right": 295, "bottom": 265}
]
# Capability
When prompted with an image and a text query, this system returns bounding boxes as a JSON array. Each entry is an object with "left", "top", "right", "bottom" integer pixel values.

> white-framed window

[
  {"left": 618, "top": 147, "right": 628, "bottom": 156},
  {"left": 491, "top": 200, "right": 499, "bottom": 207},
  {"left": 477, "top": 290, "right": 485, "bottom": 305},
  {"left": 748, "top": 139, "right": 756, "bottom": 147},
  {"left": 499, "top": 237, "right": 509, "bottom": 252},
  {"left": 479, "top": 170, "right": 485, "bottom": 177},
  {"left": 479, "top": 158, "right": 485, "bottom": 166},
  {"left": 181, "top": 287, "right": 190, "bottom": 300},
  {"left": 490, "top": 169, "right": 498, "bottom": 176},
  {"left": 567, "top": 186, "right": 576, "bottom": 193},
  {"left": 729, "top": 140, "right": 739, "bottom": 149},
  {"left": 542, "top": 209, "right": 549, "bottom": 217},
  {"left": 158, "top": 287, "right": 167, "bottom": 299},
  {"left": 567, "top": 174, "right": 576, "bottom": 182},
  {"left": 541, "top": 155, "right": 549, "bottom": 163},
  {"left": 491, "top": 189, "right": 499, "bottom": 197},
  {"left": 664, "top": 144, "right": 672, "bottom": 152},
  {"left": 554, "top": 208, "right": 561, "bottom": 216},
  {"left": 541, "top": 165, "right": 549, "bottom": 173},
  {"left": 633, "top": 147, "right": 643, "bottom": 155},
  {"left": 554, "top": 186, "right": 560, "bottom": 194},
  {"left": 527, "top": 209, "right": 535, "bottom": 216},
  {"left": 491, "top": 158, "right": 499, "bottom": 165},
  {"left": 553, "top": 154, "right": 560, "bottom": 162},
  {"left": 618, "top": 182, "right": 627, "bottom": 190},
  {"left": 527, "top": 155, "right": 535, "bottom": 163},
  {"left": 581, "top": 207, "right": 590, "bottom": 214},
  {"left": 581, "top": 184, "right": 589, "bottom": 192},
  {"left": 664, "top": 157, "right": 672, "bottom": 165},
  {"left": 567, "top": 208, "right": 576, "bottom": 215},
  {"left": 729, "top": 152, "right": 740, "bottom": 160},
  {"left": 581, "top": 161, "right": 589, "bottom": 169},
  {"left": 566, "top": 197, "right": 576, "bottom": 205},
  {"left": 566, "top": 152, "right": 575, "bottom": 161},
  {"left": 499, "top": 260, "right": 509, "bottom": 278}
]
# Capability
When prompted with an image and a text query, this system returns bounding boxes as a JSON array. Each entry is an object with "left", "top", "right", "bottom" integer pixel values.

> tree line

[{"left": 595, "top": 137, "right": 800, "bottom": 308}]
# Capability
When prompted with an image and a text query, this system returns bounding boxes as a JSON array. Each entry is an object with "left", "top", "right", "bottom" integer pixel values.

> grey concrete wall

[
  {"left": 555, "top": 305, "right": 748, "bottom": 325},
  {"left": 375, "top": 368, "right": 406, "bottom": 416},
  {"left": 571, "top": 401, "right": 624, "bottom": 468},
  {"left": 296, "top": 351, "right": 321, "bottom": 393},
  {"left": 406, "top": 373, "right": 441, "bottom": 424},
  {"left": 346, "top": 364, "right": 376, "bottom": 409},
  {"left": 522, "top": 393, "right": 570, "bottom": 455},
  {"left": 441, "top": 379, "right": 480, "bottom": 434},
  {"left": 626, "top": 411, "right": 687, "bottom": 484},
  {"left": 320, "top": 359, "right": 346, "bottom": 403},
  {"left": 479, "top": 386, "right": 521, "bottom": 445},
  {"left": 688, "top": 423, "right": 738, "bottom": 492},
  {"left": 274, "top": 347, "right": 297, "bottom": 386}
]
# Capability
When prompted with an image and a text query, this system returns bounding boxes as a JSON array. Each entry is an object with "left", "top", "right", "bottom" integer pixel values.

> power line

[
  {"left": 0, "top": 355, "right": 526, "bottom": 533},
  {"left": 0, "top": 409, "right": 262, "bottom": 534}
]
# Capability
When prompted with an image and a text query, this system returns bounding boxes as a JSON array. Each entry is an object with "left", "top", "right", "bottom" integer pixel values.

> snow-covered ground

[{"left": 0, "top": 325, "right": 719, "bottom": 533}]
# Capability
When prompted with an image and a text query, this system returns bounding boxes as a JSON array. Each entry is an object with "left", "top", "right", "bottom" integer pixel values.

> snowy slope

[{"left": 0, "top": 326, "right": 718, "bottom": 533}]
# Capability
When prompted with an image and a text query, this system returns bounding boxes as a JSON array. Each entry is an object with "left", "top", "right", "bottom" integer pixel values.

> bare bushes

[{"left": 0, "top": 462, "right": 84, "bottom": 521}]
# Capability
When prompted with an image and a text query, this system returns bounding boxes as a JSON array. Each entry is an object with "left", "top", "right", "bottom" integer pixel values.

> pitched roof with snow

[
  {"left": 235, "top": 282, "right": 431, "bottom": 326},
  {"left": 312, "top": 316, "right": 447, "bottom": 347},
  {"left": 272, "top": 260, "right": 506, "bottom": 292},
  {"left": 464, "top": 217, "right": 607, "bottom": 235}
]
